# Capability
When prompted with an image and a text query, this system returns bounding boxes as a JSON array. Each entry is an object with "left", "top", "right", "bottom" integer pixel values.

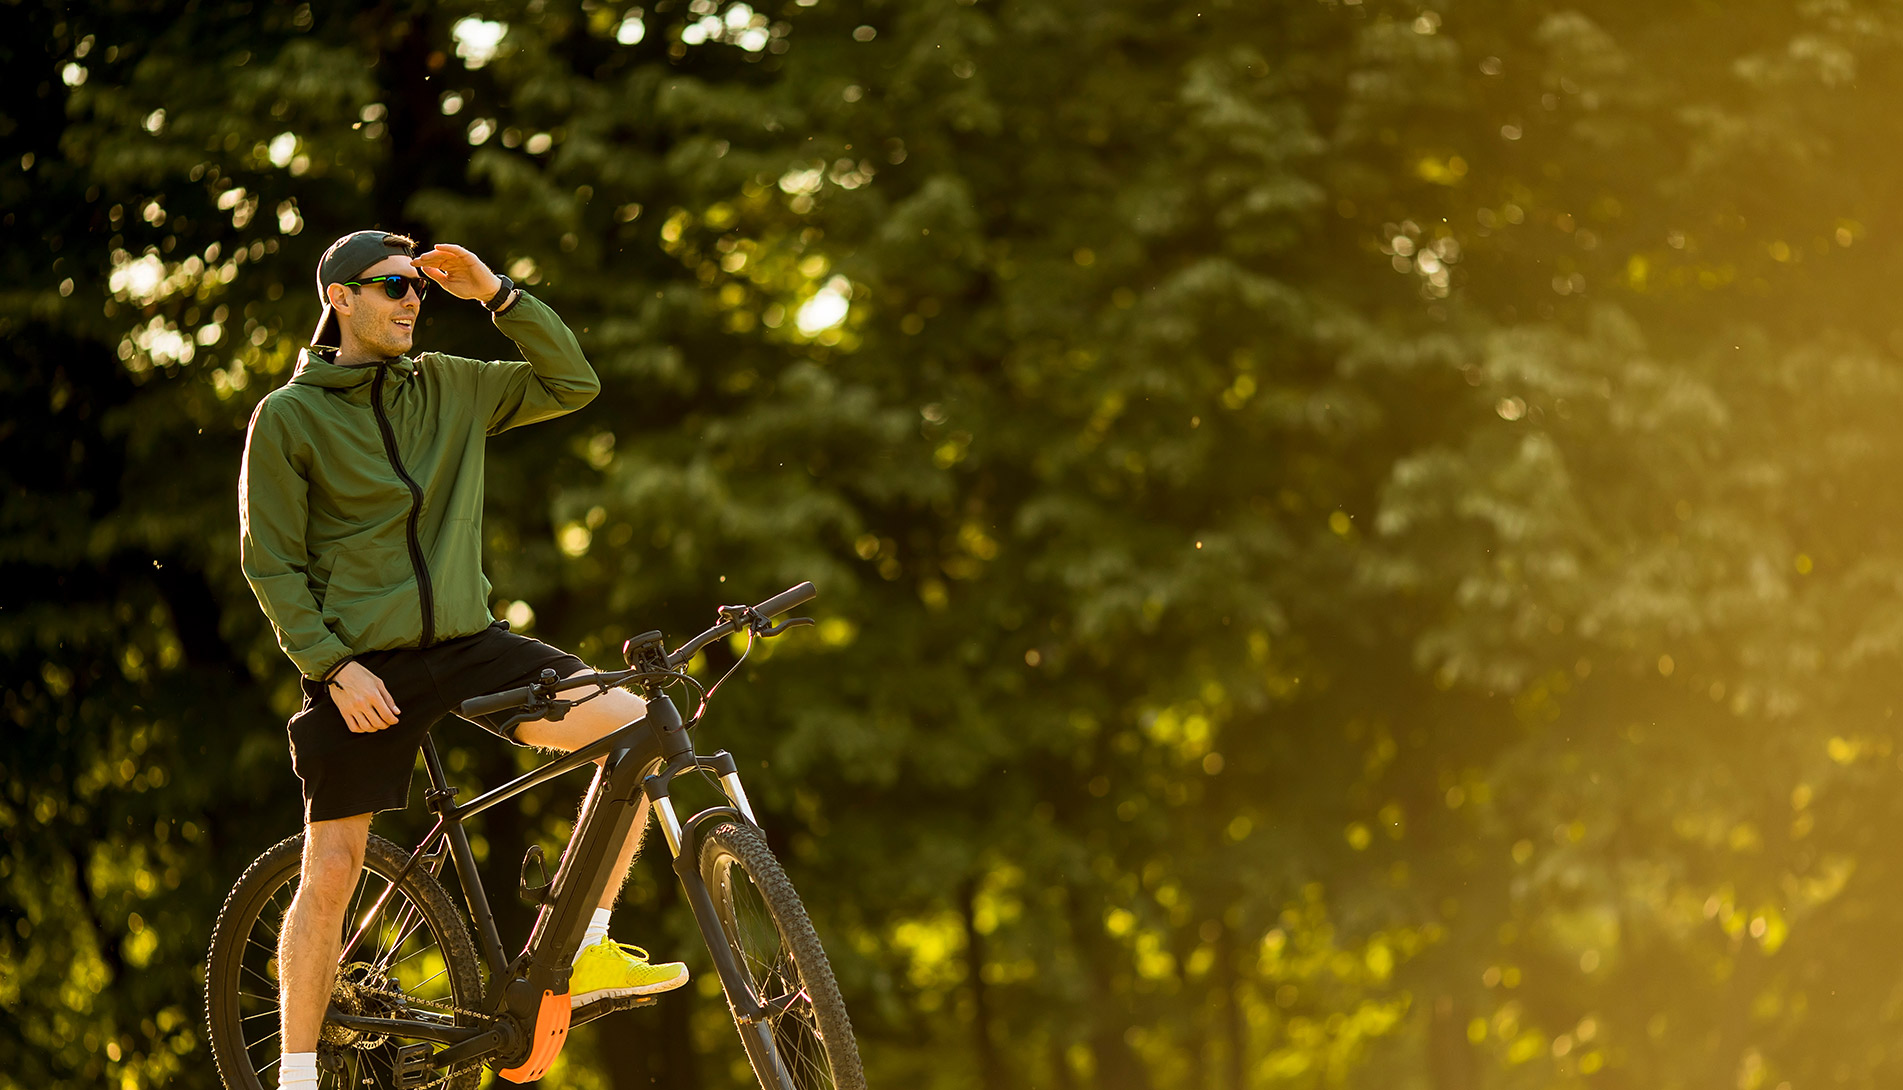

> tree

[{"left": 13, "top": 2, "right": 1903, "bottom": 1089}]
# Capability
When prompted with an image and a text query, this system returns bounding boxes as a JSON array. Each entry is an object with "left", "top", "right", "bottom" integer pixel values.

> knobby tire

[{"left": 699, "top": 821, "right": 866, "bottom": 1090}]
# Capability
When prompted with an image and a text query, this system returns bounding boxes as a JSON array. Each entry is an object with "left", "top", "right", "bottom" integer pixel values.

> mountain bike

[{"left": 204, "top": 582, "right": 865, "bottom": 1090}]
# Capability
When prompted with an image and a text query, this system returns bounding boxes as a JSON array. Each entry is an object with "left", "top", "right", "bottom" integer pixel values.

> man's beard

[{"left": 348, "top": 315, "right": 414, "bottom": 359}]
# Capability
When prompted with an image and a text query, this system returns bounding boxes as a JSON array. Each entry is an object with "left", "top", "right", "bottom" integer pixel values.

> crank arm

[{"left": 429, "top": 1024, "right": 519, "bottom": 1069}]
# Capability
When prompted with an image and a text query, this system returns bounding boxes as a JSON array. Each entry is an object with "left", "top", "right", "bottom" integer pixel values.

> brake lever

[
  {"left": 494, "top": 696, "right": 570, "bottom": 734},
  {"left": 527, "top": 668, "right": 571, "bottom": 720},
  {"left": 755, "top": 616, "right": 816, "bottom": 637}
]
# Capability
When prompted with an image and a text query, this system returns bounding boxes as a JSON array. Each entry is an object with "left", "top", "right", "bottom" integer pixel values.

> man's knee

[
  {"left": 518, "top": 674, "right": 646, "bottom": 752},
  {"left": 301, "top": 814, "right": 371, "bottom": 909}
]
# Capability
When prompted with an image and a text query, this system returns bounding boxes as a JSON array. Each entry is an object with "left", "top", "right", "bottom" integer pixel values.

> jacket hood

[{"left": 288, "top": 348, "right": 417, "bottom": 389}]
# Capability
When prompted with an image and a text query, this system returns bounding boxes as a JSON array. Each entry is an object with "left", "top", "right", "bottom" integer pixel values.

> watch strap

[{"left": 484, "top": 274, "right": 515, "bottom": 312}]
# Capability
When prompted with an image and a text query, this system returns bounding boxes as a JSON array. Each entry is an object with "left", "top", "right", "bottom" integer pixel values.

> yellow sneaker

[{"left": 569, "top": 939, "right": 689, "bottom": 1008}]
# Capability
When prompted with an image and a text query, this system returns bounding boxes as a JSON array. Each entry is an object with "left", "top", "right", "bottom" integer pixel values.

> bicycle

[{"left": 204, "top": 582, "right": 865, "bottom": 1090}]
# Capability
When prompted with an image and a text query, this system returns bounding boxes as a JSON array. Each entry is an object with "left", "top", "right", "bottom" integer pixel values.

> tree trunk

[
  {"left": 1219, "top": 923, "right": 1246, "bottom": 1090},
  {"left": 1063, "top": 891, "right": 1153, "bottom": 1090},
  {"left": 1050, "top": 1035, "right": 1078, "bottom": 1090},
  {"left": 1428, "top": 993, "right": 1478, "bottom": 1090},
  {"left": 962, "top": 876, "right": 1008, "bottom": 1090}
]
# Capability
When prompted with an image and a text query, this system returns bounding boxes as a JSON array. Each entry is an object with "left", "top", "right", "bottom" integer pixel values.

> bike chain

[{"left": 323, "top": 977, "right": 496, "bottom": 1090}]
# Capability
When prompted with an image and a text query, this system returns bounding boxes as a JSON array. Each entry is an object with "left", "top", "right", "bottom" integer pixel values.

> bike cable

[{"left": 695, "top": 626, "right": 755, "bottom": 721}]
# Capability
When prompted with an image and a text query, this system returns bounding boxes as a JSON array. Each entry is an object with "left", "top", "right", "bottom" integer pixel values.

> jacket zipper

[{"left": 370, "top": 364, "right": 436, "bottom": 647}]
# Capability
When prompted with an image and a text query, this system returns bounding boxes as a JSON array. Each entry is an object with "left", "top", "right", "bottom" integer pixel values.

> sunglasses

[{"left": 346, "top": 273, "right": 430, "bottom": 302}]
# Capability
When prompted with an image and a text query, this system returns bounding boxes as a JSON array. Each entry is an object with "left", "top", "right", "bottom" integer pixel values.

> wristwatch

[{"left": 484, "top": 274, "right": 515, "bottom": 312}]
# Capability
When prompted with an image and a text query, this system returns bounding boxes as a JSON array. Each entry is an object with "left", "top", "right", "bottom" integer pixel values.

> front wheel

[{"left": 698, "top": 822, "right": 866, "bottom": 1090}]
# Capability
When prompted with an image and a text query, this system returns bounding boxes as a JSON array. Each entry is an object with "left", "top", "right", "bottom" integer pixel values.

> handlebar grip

[
  {"left": 459, "top": 685, "right": 537, "bottom": 718},
  {"left": 753, "top": 581, "right": 816, "bottom": 619}
]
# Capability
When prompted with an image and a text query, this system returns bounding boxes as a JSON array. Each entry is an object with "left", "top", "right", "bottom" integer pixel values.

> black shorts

[{"left": 287, "top": 622, "right": 587, "bottom": 823}]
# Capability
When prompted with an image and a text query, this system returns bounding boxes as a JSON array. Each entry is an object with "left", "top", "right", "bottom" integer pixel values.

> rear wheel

[
  {"left": 698, "top": 822, "right": 866, "bottom": 1090},
  {"left": 205, "top": 832, "right": 484, "bottom": 1090}
]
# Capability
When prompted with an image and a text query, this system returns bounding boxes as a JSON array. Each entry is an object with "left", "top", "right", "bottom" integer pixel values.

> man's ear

[{"left": 327, "top": 282, "right": 353, "bottom": 316}]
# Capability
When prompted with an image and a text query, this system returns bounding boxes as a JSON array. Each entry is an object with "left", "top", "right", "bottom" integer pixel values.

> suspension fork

[
  {"left": 641, "top": 737, "right": 775, "bottom": 1028},
  {"left": 646, "top": 748, "right": 758, "bottom": 855}
]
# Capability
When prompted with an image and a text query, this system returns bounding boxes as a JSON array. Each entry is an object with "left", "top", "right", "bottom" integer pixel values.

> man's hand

[
  {"left": 329, "top": 661, "right": 402, "bottom": 733},
  {"left": 412, "top": 243, "right": 505, "bottom": 303}
]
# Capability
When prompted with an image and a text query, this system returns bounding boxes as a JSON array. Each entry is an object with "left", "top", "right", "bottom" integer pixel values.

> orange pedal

[{"left": 497, "top": 989, "right": 572, "bottom": 1083}]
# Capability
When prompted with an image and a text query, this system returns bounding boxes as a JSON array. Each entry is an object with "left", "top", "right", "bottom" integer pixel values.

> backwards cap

[{"left": 309, "top": 230, "right": 418, "bottom": 348}]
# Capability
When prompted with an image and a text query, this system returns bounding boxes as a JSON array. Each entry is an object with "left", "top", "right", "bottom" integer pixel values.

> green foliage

[{"left": 12, "top": 1, "right": 1903, "bottom": 1088}]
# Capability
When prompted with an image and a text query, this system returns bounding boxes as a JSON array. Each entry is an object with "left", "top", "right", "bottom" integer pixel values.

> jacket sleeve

[
  {"left": 239, "top": 400, "right": 354, "bottom": 680},
  {"left": 477, "top": 292, "right": 601, "bottom": 434}
]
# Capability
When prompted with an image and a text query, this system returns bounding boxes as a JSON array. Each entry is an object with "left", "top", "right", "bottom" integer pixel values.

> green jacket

[{"left": 240, "top": 292, "right": 599, "bottom": 679}]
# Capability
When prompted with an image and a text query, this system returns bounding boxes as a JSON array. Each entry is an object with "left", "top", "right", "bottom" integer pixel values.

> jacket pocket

[
  {"left": 429, "top": 518, "right": 493, "bottom": 640},
  {"left": 318, "top": 543, "right": 417, "bottom": 651}
]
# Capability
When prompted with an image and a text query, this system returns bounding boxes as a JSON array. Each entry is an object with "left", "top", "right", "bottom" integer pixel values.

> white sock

[
  {"left": 279, "top": 1051, "right": 318, "bottom": 1090},
  {"left": 576, "top": 907, "right": 613, "bottom": 960}
]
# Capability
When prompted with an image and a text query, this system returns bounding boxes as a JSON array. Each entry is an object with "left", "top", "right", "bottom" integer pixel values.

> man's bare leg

[
  {"left": 562, "top": 766, "right": 652, "bottom": 910},
  {"left": 514, "top": 682, "right": 654, "bottom": 911},
  {"left": 279, "top": 813, "right": 374, "bottom": 1056},
  {"left": 514, "top": 679, "right": 688, "bottom": 1001}
]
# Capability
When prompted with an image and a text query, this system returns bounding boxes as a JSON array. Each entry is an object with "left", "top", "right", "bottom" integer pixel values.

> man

[{"left": 239, "top": 230, "right": 685, "bottom": 1090}]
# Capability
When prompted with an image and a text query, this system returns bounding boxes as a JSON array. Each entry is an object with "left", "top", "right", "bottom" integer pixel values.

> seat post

[{"left": 421, "top": 734, "right": 452, "bottom": 797}]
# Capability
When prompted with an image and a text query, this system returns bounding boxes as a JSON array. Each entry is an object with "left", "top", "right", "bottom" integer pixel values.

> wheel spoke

[
  {"left": 730, "top": 870, "right": 785, "bottom": 992},
  {"left": 387, "top": 913, "right": 455, "bottom": 1002},
  {"left": 406, "top": 965, "right": 451, "bottom": 994},
  {"left": 344, "top": 873, "right": 392, "bottom": 959},
  {"left": 389, "top": 943, "right": 448, "bottom": 979},
  {"left": 375, "top": 902, "right": 429, "bottom": 974},
  {"left": 346, "top": 874, "right": 370, "bottom": 940},
  {"left": 372, "top": 898, "right": 419, "bottom": 967},
  {"left": 243, "top": 1024, "right": 282, "bottom": 1053},
  {"left": 787, "top": 1038, "right": 829, "bottom": 1088},
  {"left": 257, "top": 886, "right": 289, "bottom": 942}
]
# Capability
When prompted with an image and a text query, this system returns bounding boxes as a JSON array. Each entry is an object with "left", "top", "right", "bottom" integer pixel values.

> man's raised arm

[{"left": 412, "top": 242, "right": 600, "bottom": 434}]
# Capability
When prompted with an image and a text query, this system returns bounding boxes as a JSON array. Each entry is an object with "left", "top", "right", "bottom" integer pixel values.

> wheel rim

[
  {"left": 225, "top": 857, "right": 467, "bottom": 1089},
  {"left": 711, "top": 851, "right": 841, "bottom": 1090}
]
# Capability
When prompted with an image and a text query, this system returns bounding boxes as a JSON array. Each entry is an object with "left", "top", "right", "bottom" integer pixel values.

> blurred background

[{"left": 5, "top": 1, "right": 1901, "bottom": 1087}]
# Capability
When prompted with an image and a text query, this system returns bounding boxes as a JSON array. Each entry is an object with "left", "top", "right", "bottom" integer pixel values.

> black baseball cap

[{"left": 309, "top": 230, "right": 418, "bottom": 347}]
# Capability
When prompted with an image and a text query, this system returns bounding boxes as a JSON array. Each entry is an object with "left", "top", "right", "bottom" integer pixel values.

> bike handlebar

[
  {"left": 754, "top": 581, "right": 817, "bottom": 619},
  {"left": 665, "top": 581, "right": 816, "bottom": 668},
  {"left": 454, "top": 581, "right": 818, "bottom": 718},
  {"left": 460, "top": 684, "right": 539, "bottom": 718}
]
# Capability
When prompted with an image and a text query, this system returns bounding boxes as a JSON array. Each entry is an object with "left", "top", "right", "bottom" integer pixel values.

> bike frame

[{"left": 325, "top": 686, "right": 780, "bottom": 1073}]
